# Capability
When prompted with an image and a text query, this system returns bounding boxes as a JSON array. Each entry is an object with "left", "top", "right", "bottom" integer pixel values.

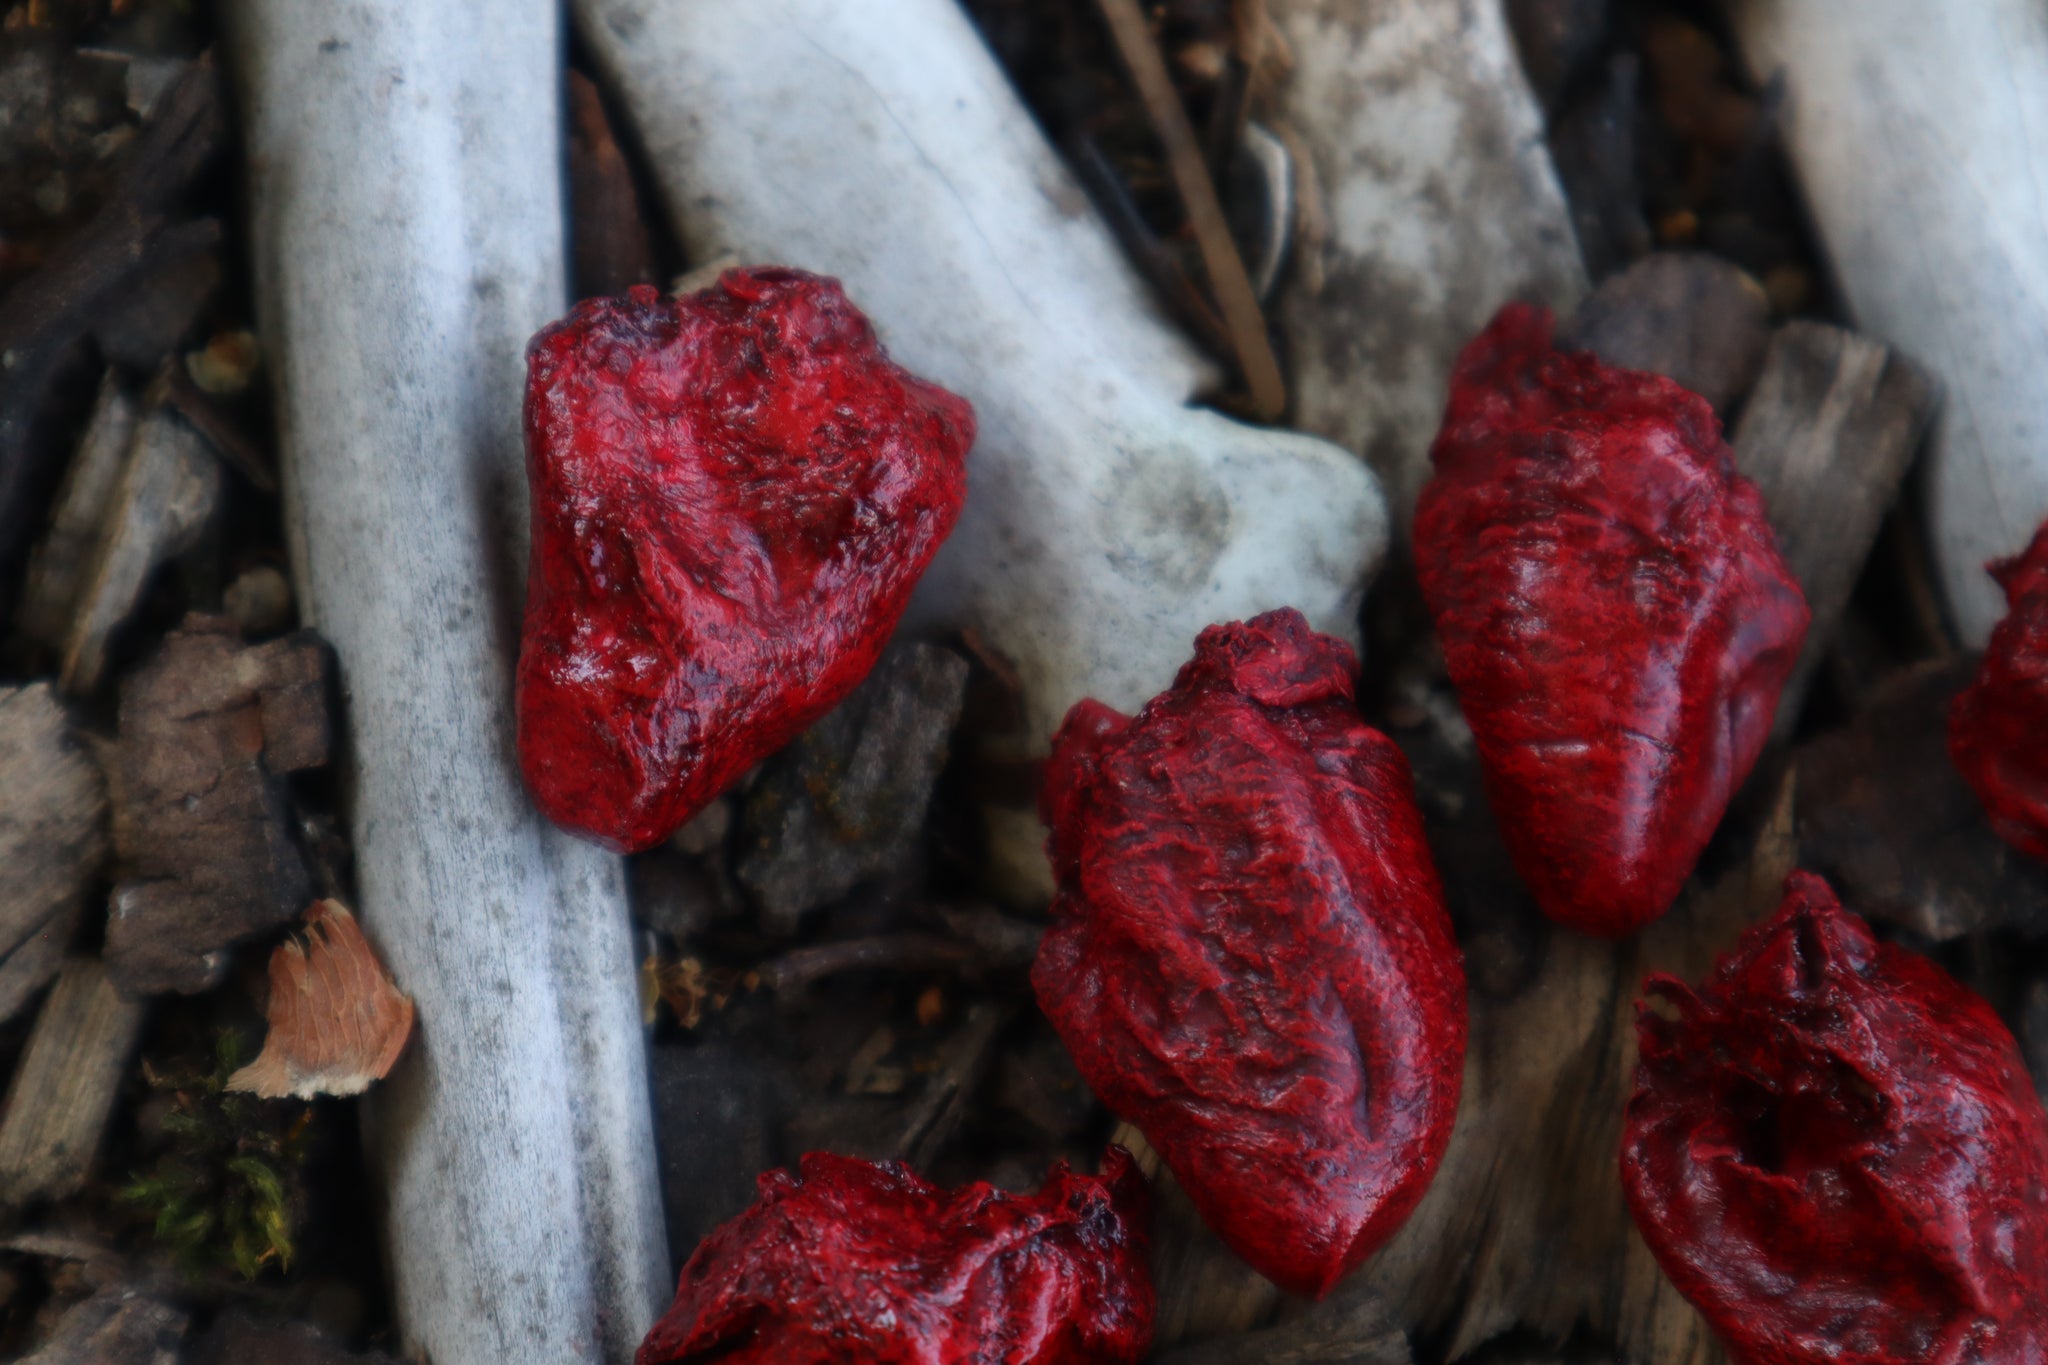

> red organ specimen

[
  {"left": 1623, "top": 872, "right": 2048, "bottom": 1365},
  {"left": 1032, "top": 609, "right": 1466, "bottom": 1298},
  {"left": 517, "top": 269, "right": 972, "bottom": 852},
  {"left": 1950, "top": 520, "right": 2048, "bottom": 862},
  {"left": 1415, "top": 304, "right": 1808, "bottom": 937},
  {"left": 635, "top": 1149, "right": 1154, "bottom": 1365}
]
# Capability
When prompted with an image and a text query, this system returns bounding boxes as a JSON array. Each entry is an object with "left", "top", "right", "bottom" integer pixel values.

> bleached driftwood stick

[
  {"left": 226, "top": 4, "right": 666, "bottom": 1362},
  {"left": 1731, "top": 0, "right": 2048, "bottom": 644},
  {"left": 1269, "top": 0, "right": 1588, "bottom": 538}
]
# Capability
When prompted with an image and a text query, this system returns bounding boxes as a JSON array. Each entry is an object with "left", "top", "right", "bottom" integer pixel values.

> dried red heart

[
  {"left": 1623, "top": 871, "right": 2048, "bottom": 1365},
  {"left": 1950, "top": 520, "right": 2048, "bottom": 862},
  {"left": 1415, "top": 304, "right": 1808, "bottom": 937},
  {"left": 635, "top": 1148, "right": 1153, "bottom": 1365},
  {"left": 1033, "top": 608, "right": 1466, "bottom": 1298},
  {"left": 518, "top": 269, "right": 973, "bottom": 853}
]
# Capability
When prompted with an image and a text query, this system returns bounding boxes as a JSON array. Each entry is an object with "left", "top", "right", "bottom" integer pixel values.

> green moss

[{"left": 118, "top": 1028, "right": 308, "bottom": 1281}]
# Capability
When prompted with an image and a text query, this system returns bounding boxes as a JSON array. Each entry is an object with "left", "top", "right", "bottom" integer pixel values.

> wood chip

[
  {"left": 57, "top": 406, "right": 222, "bottom": 696},
  {"left": 19, "top": 1288, "right": 186, "bottom": 1365},
  {"left": 15, "top": 372, "right": 137, "bottom": 653},
  {"left": 0, "top": 683, "right": 107, "bottom": 1024},
  {"left": 104, "top": 615, "right": 330, "bottom": 997},
  {"left": 229, "top": 900, "right": 414, "bottom": 1100},
  {"left": 1359, "top": 772, "right": 1795, "bottom": 1365},
  {"left": 1797, "top": 659, "right": 2048, "bottom": 939},
  {"left": 1732, "top": 321, "right": 1939, "bottom": 733},
  {"left": 1153, "top": 1282, "right": 1409, "bottom": 1365},
  {"left": 1559, "top": 252, "right": 1771, "bottom": 414},
  {"left": 0, "top": 958, "right": 146, "bottom": 1208}
]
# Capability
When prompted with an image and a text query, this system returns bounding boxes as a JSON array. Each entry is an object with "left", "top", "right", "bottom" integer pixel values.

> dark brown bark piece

[
  {"left": 18, "top": 1289, "right": 185, "bottom": 1365},
  {"left": 0, "top": 958, "right": 146, "bottom": 1208},
  {"left": 737, "top": 642, "right": 970, "bottom": 932},
  {"left": 1559, "top": 252, "right": 1771, "bottom": 413},
  {"left": 103, "top": 614, "right": 331, "bottom": 996},
  {"left": 0, "top": 57, "right": 224, "bottom": 579},
  {"left": 1733, "top": 322, "right": 1938, "bottom": 732},
  {"left": 190, "top": 1311, "right": 404, "bottom": 1365},
  {"left": 650, "top": 1041, "right": 795, "bottom": 1262},
  {"left": 1797, "top": 658, "right": 2048, "bottom": 939}
]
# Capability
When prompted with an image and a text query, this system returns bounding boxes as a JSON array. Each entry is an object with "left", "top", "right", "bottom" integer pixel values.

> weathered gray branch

[{"left": 226, "top": 4, "right": 667, "bottom": 1360}]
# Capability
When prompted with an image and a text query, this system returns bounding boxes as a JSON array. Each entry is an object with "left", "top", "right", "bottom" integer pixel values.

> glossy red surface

[
  {"left": 1032, "top": 609, "right": 1467, "bottom": 1298},
  {"left": 1414, "top": 304, "right": 1808, "bottom": 937},
  {"left": 1950, "top": 520, "right": 2048, "bottom": 862},
  {"left": 635, "top": 1148, "right": 1154, "bottom": 1365},
  {"left": 1622, "top": 872, "right": 2048, "bottom": 1365},
  {"left": 517, "top": 269, "right": 973, "bottom": 852}
]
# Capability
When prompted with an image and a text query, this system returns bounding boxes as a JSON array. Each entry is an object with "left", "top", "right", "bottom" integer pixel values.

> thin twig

[
  {"left": 757, "top": 933, "right": 975, "bottom": 997},
  {"left": 1093, "top": 0, "right": 1287, "bottom": 419}
]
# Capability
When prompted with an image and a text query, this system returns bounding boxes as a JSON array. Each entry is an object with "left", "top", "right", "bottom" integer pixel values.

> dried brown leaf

[{"left": 228, "top": 900, "right": 413, "bottom": 1099}]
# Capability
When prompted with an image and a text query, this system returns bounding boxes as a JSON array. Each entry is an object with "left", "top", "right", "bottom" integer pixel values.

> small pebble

[{"left": 225, "top": 566, "right": 294, "bottom": 636}]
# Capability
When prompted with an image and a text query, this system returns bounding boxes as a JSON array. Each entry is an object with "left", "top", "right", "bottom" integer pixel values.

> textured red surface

[
  {"left": 1033, "top": 609, "right": 1466, "bottom": 1298},
  {"left": 517, "top": 270, "right": 973, "bottom": 852},
  {"left": 1950, "top": 521, "right": 2048, "bottom": 862},
  {"left": 1622, "top": 872, "right": 2048, "bottom": 1365},
  {"left": 1415, "top": 304, "right": 1808, "bottom": 937},
  {"left": 635, "top": 1148, "right": 1154, "bottom": 1365}
]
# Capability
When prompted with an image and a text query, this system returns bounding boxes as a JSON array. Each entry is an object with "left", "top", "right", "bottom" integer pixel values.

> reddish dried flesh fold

[
  {"left": 1034, "top": 608, "right": 1466, "bottom": 1298},
  {"left": 1623, "top": 871, "right": 2048, "bottom": 1365},
  {"left": 517, "top": 269, "right": 972, "bottom": 852},
  {"left": 1415, "top": 303, "right": 1808, "bottom": 936},
  {"left": 635, "top": 1148, "right": 1154, "bottom": 1365}
]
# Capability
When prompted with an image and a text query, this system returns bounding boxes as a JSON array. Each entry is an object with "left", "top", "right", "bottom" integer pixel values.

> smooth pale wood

[
  {"left": 225, "top": 4, "right": 667, "bottom": 1361},
  {"left": 1731, "top": 0, "right": 2048, "bottom": 645},
  {"left": 1269, "top": 0, "right": 1587, "bottom": 540},
  {"left": 1732, "top": 322, "right": 1937, "bottom": 733},
  {"left": 0, "top": 958, "right": 145, "bottom": 1207},
  {"left": 575, "top": 0, "right": 1387, "bottom": 897}
]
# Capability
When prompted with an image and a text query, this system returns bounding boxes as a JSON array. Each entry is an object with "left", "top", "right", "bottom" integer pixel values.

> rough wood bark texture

[
  {"left": 0, "top": 59, "right": 222, "bottom": 583},
  {"left": 226, "top": 4, "right": 668, "bottom": 1361},
  {"left": 19, "top": 1289, "right": 186, "bottom": 1365},
  {"left": 0, "top": 958, "right": 147, "bottom": 1208},
  {"left": 58, "top": 406, "right": 221, "bottom": 696},
  {"left": 1109, "top": 1122, "right": 1280, "bottom": 1349},
  {"left": 1731, "top": 322, "right": 1938, "bottom": 730},
  {"left": 575, "top": 0, "right": 1387, "bottom": 900},
  {"left": 16, "top": 373, "right": 137, "bottom": 653},
  {"left": 1797, "top": 659, "right": 2048, "bottom": 940},
  {"left": 1730, "top": 0, "right": 2048, "bottom": 646},
  {"left": 1153, "top": 1284, "right": 1410, "bottom": 1365},
  {"left": 1268, "top": 0, "right": 1587, "bottom": 539},
  {"left": 0, "top": 683, "right": 106, "bottom": 1024},
  {"left": 1357, "top": 752, "right": 1794, "bottom": 1364},
  {"left": 103, "top": 615, "right": 328, "bottom": 996}
]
